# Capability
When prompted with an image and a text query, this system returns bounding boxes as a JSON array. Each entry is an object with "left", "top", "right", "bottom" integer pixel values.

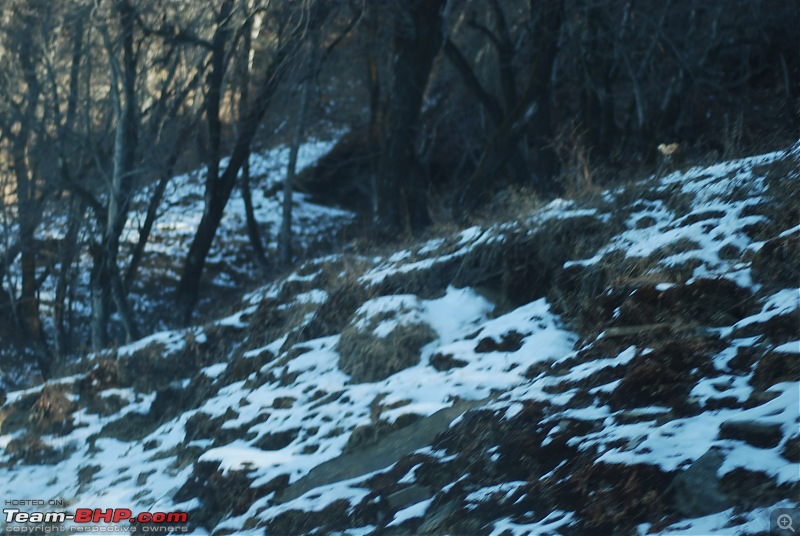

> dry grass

[
  {"left": 5, "top": 433, "right": 73, "bottom": 465},
  {"left": 29, "top": 385, "right": 75, "bottom": 434},
  {"left": 276, "top": 257, "right": 376, "bottom": 353},
  {"left": 338, "top": 319, "right": 436, "bottom": 384}
]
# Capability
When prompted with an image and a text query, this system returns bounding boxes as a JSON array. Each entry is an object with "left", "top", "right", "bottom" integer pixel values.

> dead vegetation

[
  {"left": 565, "top": 461, "right": 673, "bottom": 533},
  {"left": 608, "top": 338, "right": 723, "bottom": 413},
  {"left": 4, "top": 433, "right": 74, "bottom": 465},
  {"left": 29, "top": 385, "right": 75, "bottom": 434},
  {"left": 0, "top": 140, "right": 797, "bottom": 534},
  {"left": 175, "top": 461, "right": 289, "bottom": 531},
  {"left": 338, "top": 320, "right": 436, "bottom": 384}
]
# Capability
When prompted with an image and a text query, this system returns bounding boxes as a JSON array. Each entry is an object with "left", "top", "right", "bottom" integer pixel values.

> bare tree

[
  {"left": 279, "top": 3, "right": 325, "bottom": 267},
  {"left": 0, "top": 0, "right": 64, "bottom": 373},
  {"left": 376, "top": 0, "right": 447, "bottom": 235},
  {"left": 454, "top": 0, "right": 565, "bottom": 208},
  {"left": 175, "top": 0, "right": 314, "bottom": 324},
  {"left": 235, "top": 6, "right": 271, "bottom": 272},
  {"left": 89, "top": 0, "right": 140, "bottom": 348}
]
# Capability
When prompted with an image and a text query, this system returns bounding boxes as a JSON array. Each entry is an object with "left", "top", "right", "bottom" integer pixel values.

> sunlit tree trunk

[{"left": 92, "top": 0, "right": 139, "bottom": 348}]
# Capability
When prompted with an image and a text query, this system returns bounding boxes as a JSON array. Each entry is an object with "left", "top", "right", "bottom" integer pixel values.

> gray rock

[
  {"left": 275, "top": 398, "right": 489, "bottom": 503},
  {"left": 387, "top": 485, "right": 433, "bottom": 511},
  {"left": 416, "top": 500, "right": 457, "bottom": 534},
  {"left": 718, "top": 420, "right": 783, "bottom": 449},
  {"left": 667, "top": 448, "right": 732, "bottom": 517}
]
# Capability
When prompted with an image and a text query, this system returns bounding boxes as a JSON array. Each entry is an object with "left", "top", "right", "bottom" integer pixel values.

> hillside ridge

[{"left": 0, "top": 141, "right": 798, "bottom": 535}]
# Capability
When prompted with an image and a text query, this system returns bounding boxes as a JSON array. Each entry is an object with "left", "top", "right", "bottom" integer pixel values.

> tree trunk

[
  {"left": 366, "top": 50, "right": 381, "bottom": 219},
  {"left": 176, "top": 71, "right": 288, "bottom": 324},
  {"left": 579, "top": 4, "right": 616, "bottom": 156},
  {"left": 96, "top": 0, "right": 139, "bottom": 346},
  {"left": 176, "top": 21, "right": 301, "bottom": 325},
  {"left": 90, "top": 251, "right": 110, "bottom": 351},
  {"left": 237, "top": 15, "right": 269, "bottom": 272},
  {"left": 13, "top": 149, "right": 44, "bottom": 347},
  {"left": 53, "top": 14, "right": 86, "bottom": 359},
  {"left": 176, "top": 179, "right": 231, "bottom": 324},
  {"left": 126, "top": 47, "right": 203, "bottom": 290},
  {"left": 280, "top": 37, "right": 317, "bottom": 267},
  {"left": 54, "top": 200, "right": 84, "bottom": 358},
  {"left": 12, "top": 45, "right": 50, "bottom": 371},
  {"left": 175, "top": 0, "right": 235, "bottom": 324},
  {"left": 125, "top": 129, "right": 190, "bottom": 290},
  {"left": 363, "top": 6, "right": 384, "bottom": 220},
  {"left": 241, "top": 159, "right": 270, "bottom": 271},
  {"left": 442, "top": 37, "right": 529, "bottom": 186},
  {"left": 376, "top": 0, "right": 446, "bottom": 236},
  {"left": 460, "top": 0, "right": 565, "bottom": 208}
]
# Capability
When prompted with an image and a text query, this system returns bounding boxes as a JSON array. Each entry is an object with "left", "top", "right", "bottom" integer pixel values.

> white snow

[
  {"left": 2, "top": 140, "right": 798, "bottom": 534},
  {"left": 387, "top": 498, "right": 433, "bottom": 527}
]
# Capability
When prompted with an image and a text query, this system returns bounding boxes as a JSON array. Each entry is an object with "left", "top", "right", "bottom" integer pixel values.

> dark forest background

[{"left": 0, "top": 0, "right": 797, "bottom": 378}]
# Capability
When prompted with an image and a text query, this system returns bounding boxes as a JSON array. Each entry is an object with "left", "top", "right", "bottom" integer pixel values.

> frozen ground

[{"left": 0, "top": 141, "right": 798, "bottom": 534}]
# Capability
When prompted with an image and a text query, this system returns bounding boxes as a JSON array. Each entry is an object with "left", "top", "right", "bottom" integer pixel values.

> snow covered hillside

[
  {"left": 1, "top": 142, "right": 798, "bottom": 534},
  {"left": 0, "top": 137, "right": 355, "bottom": 381}
]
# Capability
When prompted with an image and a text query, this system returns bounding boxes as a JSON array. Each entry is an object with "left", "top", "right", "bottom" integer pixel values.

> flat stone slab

[{"left": 276, "top": 398, "right": 485, "bottom": 503}]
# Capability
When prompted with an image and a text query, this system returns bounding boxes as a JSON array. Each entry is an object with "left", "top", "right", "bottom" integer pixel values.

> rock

[
  {"left": 635, "top": 215, "right": 657, "bottom": 228},
  {"left": 5, "top": 434, "right": 73, "bottom": 465},
  {"left": 276, "top": 399, "right": 485, "bottom": 504},
  {"left": 254, "top": 427, "right": 300, "bottom": 450},
  {"left": 743, "top": 389, "right": 781, "bottom": 409},
  {"left": 718, "top": 420, "right": 783, "bottom": 449},
  {"left": 474, "top": 330, "right": 525, "bottom": 353},
  {"left": 751, "top": 231, "right": 799, "bottom": 288},
  {"left": 272, "top": 396, "right": 296, "bottom": 409},
  {"left": 782, "top": 436, "right": 800, "bottom": 462},
  {"left": 430, "top": 352, "right": 468, "bottom": 371},
  {"left": 175, "top": 462, "right": 288, "bottom": 530},
  {"left": 751, "top": 349, "right": 800, "bottom": 390},
  {"left": 386, "top": 485, "right": 433, "bottom": 511},
  {"left": 667, "top": 448, "right": 732, "bottom": 517},
  {"left": 416, "top": 500, "right": 458, "bottom": 534}
]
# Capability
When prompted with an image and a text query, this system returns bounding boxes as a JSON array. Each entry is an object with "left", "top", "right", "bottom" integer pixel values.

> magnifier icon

[{"left": 778, "top": 514, "right": 796, "bottom": 532}]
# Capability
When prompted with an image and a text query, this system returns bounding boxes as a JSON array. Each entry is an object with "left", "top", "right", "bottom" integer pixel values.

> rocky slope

[{"left": 1, "top": 142, "right": 798, "bottom": 535}]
